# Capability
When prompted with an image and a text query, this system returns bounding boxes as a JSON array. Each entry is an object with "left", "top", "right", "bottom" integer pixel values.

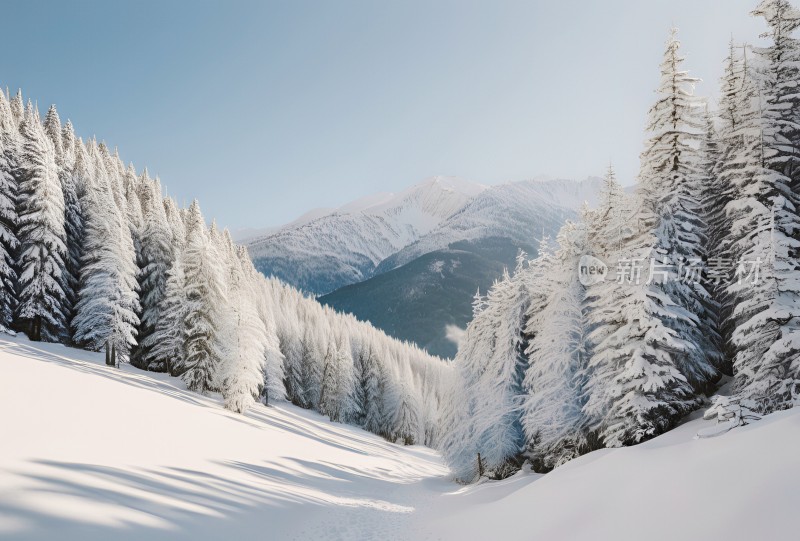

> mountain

[
  {"left": 246, "top": 176, "right": 485, "bottom": 295},
  {"left": 378, "top": 177, "right": 601, "bottom": 272},
  {"left": 321, "top": 177, "right": 602, "bottom": 357},
  {"left": 4, "top": 333, "right": 796, "bottom": 541},
  {"left": 231, "top": 207, "right": 334, "bottom": 242},
  {"left": 320, "top": 237, "right": 534, "bottom": 358},
  {"left": 247, "top": 175, "right": 602, "bottom": 357}
]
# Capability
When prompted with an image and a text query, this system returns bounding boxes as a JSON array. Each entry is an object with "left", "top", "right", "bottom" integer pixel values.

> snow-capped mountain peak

[{"left": 245, "top": 175, "right": 600, "bottom": 295}]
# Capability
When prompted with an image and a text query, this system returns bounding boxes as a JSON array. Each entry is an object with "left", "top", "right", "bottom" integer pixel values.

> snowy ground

[{"left": 1, "top": 335, "right": 797, "bottom": 541}]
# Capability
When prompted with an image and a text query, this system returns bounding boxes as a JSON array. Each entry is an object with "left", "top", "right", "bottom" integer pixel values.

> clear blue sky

[{"left": 0, "top": 0, "right": 767, "bottom": 230}]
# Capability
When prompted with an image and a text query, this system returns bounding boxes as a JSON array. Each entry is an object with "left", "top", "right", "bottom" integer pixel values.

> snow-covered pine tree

[
  {"left": 351, "top": 334, "right": 373, "bottom": 426},
  {"left": 58, "top": 121, "right": 83, "bottom": 340},
  {"left": 753, "top": 0, "right": 800, "bottom": 192},
  {"left": 712, "top": 42, "right": 759, "bottom": 352},
  {"left": 163, "top": 194, "right": 186, "bottom": 250},
  {"left": 132, "top": 174, "right": 173, "bottom": 369},
  {"left": 274, "top": 294, "right": 304, "bottom": 404},
  {"left": 220, "top": 241, "right": 268, "bottom": 413},
  {"left": 14, "top": 103, "right": 67, "bottom": 341},
  {"left": 72, "top": 140, "right": 140, "bottom": 364},
  {"left": 319, "top": 332, "right": 355, "bottom": 422},
  {"left": 180, "top": 200, "right": 225, "bottom": 393},
  {"left": 280, "top": 324, "right": 304, "bottom": 405},
  {"left": 298, "top": 315, "right": 325, "bottom": 409},
  {"left": 522, "top": 222, "right": 589, "bottom": 472},
  {"left": 42, "top": 105, "right": 63, "bottom": 160},
  {"left": 362, "top": 337, "right": 388, "bottom": 435},
  {"left": 0, "top": 90, "right": 19, "bottom": 331},
  {"left": 250, "top": 256, "right": 285, "bottom": 405},
  {"left": 122, "top": 164, "right": 144, "bottom": 267},
  {"left": 9, "top": 90, "right": 24, "bottom": 126},
  {"left": 586, "top": 164, "right": 631, "bottom": 256},
  {"left": 709, "top": 1, "right": 800, "bottom": 415},
  {"left": 441, "top": 253, "right": 535, "bottom": 480},
  {"left": 581, "top": 30, "right": 716, "bottom": 447},
  {"left": 636, "top": 27, "right": 720, "bottom": 390},
  {"left": 143, "top": 251, "right": 186, "bottom": 374},
  {"left": 43, "top": 109, "right": 82, "bottom": 339},
  {"left": 695, "top": 105, "right": 728, "bottom": 368},
  {"left": 418, "top": 360, "right": 443, "bottom": 447},
  {"left": 390, "top": 361, "right": 422, "bottom": 445}
]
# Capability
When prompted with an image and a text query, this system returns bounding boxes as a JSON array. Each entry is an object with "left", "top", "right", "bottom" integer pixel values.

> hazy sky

[{"left": 0, "top": 1, "right": 769, "bottom": 229}]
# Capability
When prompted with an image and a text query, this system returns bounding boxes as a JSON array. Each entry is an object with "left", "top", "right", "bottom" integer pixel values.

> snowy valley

[
  {"left": 2, "top": 335, "right": 798, "bottom": 541},
  {"left": 2, "top": 0, "right": 800, "bottom": 540}
]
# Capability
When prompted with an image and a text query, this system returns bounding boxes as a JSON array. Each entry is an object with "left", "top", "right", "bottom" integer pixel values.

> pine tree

[
  {"left": 220, "top": 246, "right": 267, "bottom": 413},
  {"left": 441, "top": 255, "right": 535, "bottom": 480},
  {"left": 9, "top": 90, "right": 24, "bottom": 126},
  {"left": 522, "top": 222, "right": 589, "bottom": 472},
  {"left": 637, "top": 27, "right": 720, "bottom": 391},
  {"left": 180, "top": 201, "right": 224, "bottom": 393},
  {"left": 253, "top": 267, "right": 286, "bottom": 405},
  {"left": 42, "top": 105, "right": 64, "bottom": 160},
  {"left": 696, "top": 106, "right": 727, "bottom": 369},
  {"left": 710, "top": 1, "right": 800, "bottom": 415},
  {"left": 390, "top": 366, "right": 422, "bottom": 445},
  {"left": 132, "top": 175, "right": 173, "bottom": 368},
  {"left": 580, "top": 31, "right": 717, "bottom": 446},
  {"left": 52, "top": 116, "right": 83, "bottom": 339},
  {"left": 298, "top": 317, "right": 325, "bottom": 409},
  {"left": 278, "top": 317, "right": 304, "bottom": 405},
  {"left": 72, "top": 140, "right": 140, "bottom": 363},
  {"left": 15, "top": 104, "right": 67, "bottom": 341},
  {"left": 363, "top": 339, "right": 388, "bottom": 435},
  {"left": 143, "top": 252, "right": 186, "bottom": 374},
  {"left": 319, "top": 333, "right": 354, "bottom": 422},
  {"left": 0, "top": 90, "right": 19, "bottom": 330}
]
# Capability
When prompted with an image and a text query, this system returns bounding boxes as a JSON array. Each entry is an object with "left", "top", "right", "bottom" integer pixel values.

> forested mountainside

[
  {"left": 321, "top": 237, "right": 533, "bottom": 358},
  {"left": 442, "top": 2, "right": 800, "bottom": 481},
  {"left": 319, "top": 178, "right": 601, "bottom": 358},
  {"left": 0, "top": 88, "right": 449, "bottom": 445}
]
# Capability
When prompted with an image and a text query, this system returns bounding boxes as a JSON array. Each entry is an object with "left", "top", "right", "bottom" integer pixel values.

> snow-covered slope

[
  {"left": 231, "top": 207, "right": 335, "bottom": 242},
  {"left": 378, "top": 177, "right": 602, "bottom": 272},
  {"left": 2, "top": 335, "right": 797, "bottom": 541},
  {"left": 246, "top": 176, "right": 485, "bottom": 294}
]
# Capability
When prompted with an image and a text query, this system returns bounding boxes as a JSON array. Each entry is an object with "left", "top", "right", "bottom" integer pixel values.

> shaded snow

[{"left": 1, "top": 335, "right": 796, "bottom": 541}]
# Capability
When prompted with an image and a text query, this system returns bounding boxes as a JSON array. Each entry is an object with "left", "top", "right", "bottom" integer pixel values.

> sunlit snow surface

[{"left": 1, "top": 335, "right": 797, "bottom": 540}]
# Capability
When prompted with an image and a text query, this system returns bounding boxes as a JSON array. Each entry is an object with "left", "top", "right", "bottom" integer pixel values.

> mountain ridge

[{"left": 245, "top": 175, "right": 601, "bottom": 297}]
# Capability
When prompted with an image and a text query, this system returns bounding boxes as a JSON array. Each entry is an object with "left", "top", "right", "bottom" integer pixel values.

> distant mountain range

[
  {"left": 245, "top": 176, "right": 484, "bottom": 295},
  {"left": 244, "top": 175, "right": 602, "bottom": 357}
]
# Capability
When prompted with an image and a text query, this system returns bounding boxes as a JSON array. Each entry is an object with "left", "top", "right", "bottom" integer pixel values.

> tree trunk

[{"left": 30, "top": 317, "right": 41, "bottom": 342}]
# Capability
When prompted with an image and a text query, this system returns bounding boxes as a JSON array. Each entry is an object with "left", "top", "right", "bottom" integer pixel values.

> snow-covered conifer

[
  {"left": 15, "top": 104, "right": 67, "bottom": 341},
  {"left": 220, "top": 245, "right": 268, "bottom": 413},
  {"left": 180, "top": 201, "right": 225, "bottom": 393},
  {"left": 72, "top": 141, "right": 140, "bottom": 363},
  {"left": 0, "top": 91, "right": 19, "bottom": 330},
  {"left": 522, "top": 222, "right": 589, "bottom": 471},
  {"left": 132, "top": 174, "right": 173, "bottom": 368}
]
